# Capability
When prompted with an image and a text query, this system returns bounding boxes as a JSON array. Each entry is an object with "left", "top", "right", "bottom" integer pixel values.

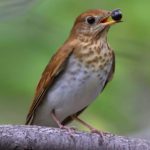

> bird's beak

[{"left": 101, "top": 16, "right": 117, "bottom": 26}]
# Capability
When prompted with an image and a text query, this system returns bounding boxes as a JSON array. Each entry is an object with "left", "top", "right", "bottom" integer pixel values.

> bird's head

[{"left": 70, "top": 9, "right": 122, "bottom": 40}]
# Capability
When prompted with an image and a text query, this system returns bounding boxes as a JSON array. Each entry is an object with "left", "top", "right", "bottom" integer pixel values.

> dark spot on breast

[
  {"left": 85, "top": 52, "right": 91, "bottom": 57},
  {"left": 84, "top": 70, "right": 88, "bottom": 74},
  {"left": 94, "top": 46, "right": 97, "bottom": 50},
  {"left": 71, "top": 77, "right": 76, "bottom": 81},
  {"left": 61, "top": 85, "right": 67, "bottom": 89},
  {"left": 96, "top": 47, "right": 100, "bottom": 54},
  {"left": 99, "top": 64, "right": 103, "bottom": 69},
  {"left": 89, "top": 50, "right": 94, "bottom": 55},
  {"left": 85, "top": 64, "right": 90, "bottom": 69},
  {"left": 97, "top": 73, "right": 101, "bottom": 78},
  {"left": 99, "top": 76, "right": 104, "bottom": 81},
  {"left": 106, "top": 59, "right": 110, "bottom": 64},
  {"left": 104, "top": 53, "right": 108, "bottom": 57},
  {"left": 90, "top": 40, "right": 94, "bottom": 45},
  {"left": 83, "top": 45, "right": 88, "bottom": 49},
  {"left": 68, "top": 71, "right": 77, "bottom": 75},
  {"left": 108, "top": 52, "right": 112, "bottom": 56},
  {"left": 91, "top": 64, "right": 95, "bottom": 68},
  {"left": 101, "top": 43, "right": 104, "bottom": 49},
  {"left": 101, "top": 58, "right": 106, "bottom": 63},
  {"left": 94, "top": 56, "right": 100, "bottom": 63},
  {"left": 99, "top": 56, "right": 102, "bottom": 60},
  {"left": 104, "top": 70, "right": 108, "bottom": 75},
  {"left": 77, "top": 62, "right": 82, "bottom": 68},
  {"left": 89, "top": 47, "right": 92, "bottom": 51},
  {"left": 78, "top": 74, "right": 90, "bottom": 85}
]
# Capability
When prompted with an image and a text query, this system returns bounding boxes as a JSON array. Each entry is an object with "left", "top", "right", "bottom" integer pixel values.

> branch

[{"left": 0, "top": 125, "right": 149, "bottom": 150}]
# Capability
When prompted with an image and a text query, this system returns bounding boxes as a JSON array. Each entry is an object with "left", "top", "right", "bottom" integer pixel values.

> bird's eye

[{"left": 86, "top": 16, "right": 96, "bottom": 25}]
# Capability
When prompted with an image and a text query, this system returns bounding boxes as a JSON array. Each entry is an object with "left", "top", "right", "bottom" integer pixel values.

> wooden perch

[{"left": 0, "top": 125, "right": 150, "bottom": 150}]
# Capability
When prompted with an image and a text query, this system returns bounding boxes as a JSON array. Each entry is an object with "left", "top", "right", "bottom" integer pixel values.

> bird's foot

[
  {"left": 60, "top": 125, "right": 76, "bottom": 134},
  {"left": 91, "top": 128, "right": 105, "bottom": 141}
]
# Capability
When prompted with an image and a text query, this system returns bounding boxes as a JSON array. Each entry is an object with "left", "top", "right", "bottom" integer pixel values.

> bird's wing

[
  {"left": 26, "top": 44, "right": 75, "bottom": 124},
  {"left": 102, "top": 51, "right": 115, "bottom": 90}
]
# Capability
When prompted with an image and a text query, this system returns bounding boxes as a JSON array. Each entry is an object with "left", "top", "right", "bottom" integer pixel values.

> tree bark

[{"left": 0, "top": 125, "right": 149, "bottom": 150}]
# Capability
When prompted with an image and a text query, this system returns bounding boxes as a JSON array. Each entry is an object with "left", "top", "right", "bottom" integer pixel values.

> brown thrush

[{"left": 26, "top": 9, "right": 122, "bottom": 132}]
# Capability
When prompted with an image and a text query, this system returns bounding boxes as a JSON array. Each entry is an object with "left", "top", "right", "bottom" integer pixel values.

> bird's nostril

[{"left": 111, "top": 9, "right": 122, "bottom": 21}]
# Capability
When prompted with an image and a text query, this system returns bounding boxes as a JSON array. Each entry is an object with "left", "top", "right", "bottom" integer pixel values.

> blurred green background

[{"left": 0, "top": 0, "right": 150, "bottom": 138}]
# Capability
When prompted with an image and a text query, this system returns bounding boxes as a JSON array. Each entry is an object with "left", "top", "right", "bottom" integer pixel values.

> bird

[{"left": 25, "top": 8, "right": 122, "bottom": 132}]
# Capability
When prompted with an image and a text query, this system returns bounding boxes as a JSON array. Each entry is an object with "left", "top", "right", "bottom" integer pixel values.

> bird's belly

[
  {"left": 50, "top": 71, "right": 103, "bottom": 119},
  {"left": 32, "top": 55, "right": 112, "bottom": 126}
]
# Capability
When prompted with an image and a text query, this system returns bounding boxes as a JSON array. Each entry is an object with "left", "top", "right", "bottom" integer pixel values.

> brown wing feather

[
  {"left": 102, "top": 51, "right": 115, "bottom": 91},
  {"left": 62, "top": 51, "right": 115, "bottom": 125},
  {"left": 26, "top": 43, "right": 75, "bottom": 124}
]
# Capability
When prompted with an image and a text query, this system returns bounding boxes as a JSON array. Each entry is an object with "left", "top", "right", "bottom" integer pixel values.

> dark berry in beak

[{"left": 111, "top": 9, "right": 122, "bottom": 21}]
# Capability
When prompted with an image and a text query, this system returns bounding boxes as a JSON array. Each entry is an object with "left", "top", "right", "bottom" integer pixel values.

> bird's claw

[
  {"left": 91, "top": 129, "right": 105, "bottom": 141},
  {"left": 60, "top": 125, "right": 76, "bottom": 134}
]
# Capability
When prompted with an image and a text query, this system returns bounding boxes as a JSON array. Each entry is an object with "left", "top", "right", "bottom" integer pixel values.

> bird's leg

[
  {"left": 72, "top": 115, "right": 104, "bottom": 137},
  {"left": 51, "top": 110, "right": 75, "bottom": 133},
  {"left": 72, "top": 115, "right": 94, "bottom": 131},
  {"left": 51, "top": 110, "right": 63, "bottom": 128}
]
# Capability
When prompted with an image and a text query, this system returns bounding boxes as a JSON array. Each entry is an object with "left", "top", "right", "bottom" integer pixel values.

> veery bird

[{"left": 26, "top": 9, "right": 122, "bottom": 132}]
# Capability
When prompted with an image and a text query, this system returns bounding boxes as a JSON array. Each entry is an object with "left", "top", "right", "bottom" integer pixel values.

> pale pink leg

[
  {"left": 51, "top": 111, "right": 75, "bottom": 133},
  {"left": 51, "top": 111, "right": 63, "bottom": 128},
  {"left": 72, "top": 116, "right": 94, "bottom": 131},
  {"left": 72, "top": 116, "right": 104, "bottom": 138}
]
